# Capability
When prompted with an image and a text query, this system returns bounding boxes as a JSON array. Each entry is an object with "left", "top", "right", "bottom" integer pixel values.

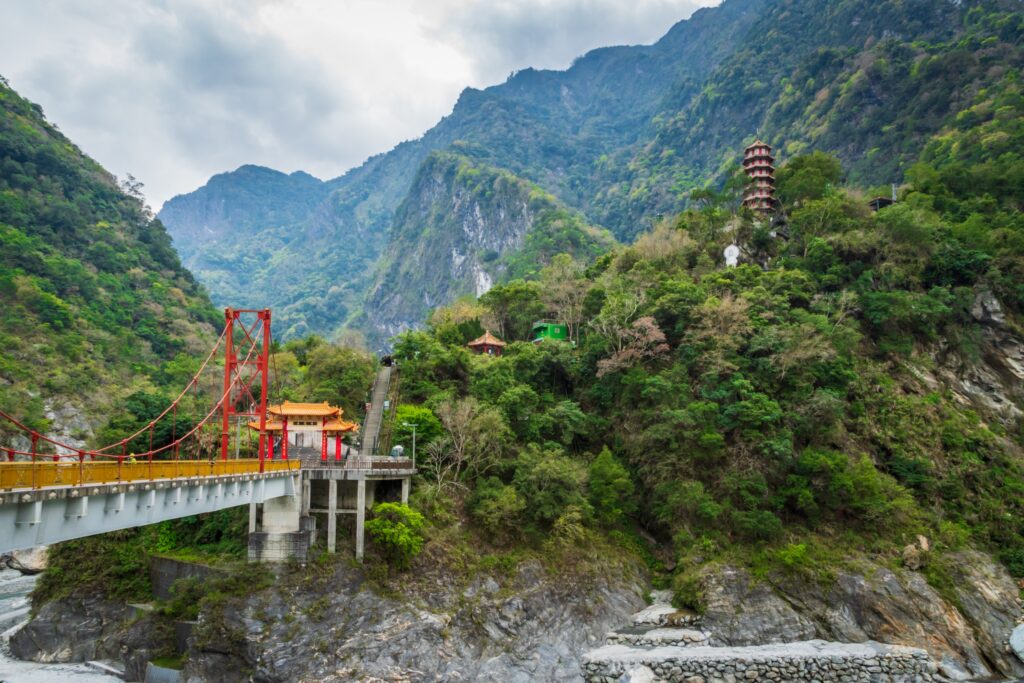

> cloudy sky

[{"left": 0, "top": 0, "right": 716, "bottom": 209}]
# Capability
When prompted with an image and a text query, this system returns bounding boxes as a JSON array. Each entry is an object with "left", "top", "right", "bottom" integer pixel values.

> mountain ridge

[{"left": 158, "top": 0, "right": 1024, "bottom": 347}]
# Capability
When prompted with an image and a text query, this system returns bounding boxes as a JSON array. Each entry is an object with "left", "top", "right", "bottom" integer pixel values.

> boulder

[
  {"left": 902, "top": 543, "right": 922, "bottom": 570},
  {"left": 971, "top": 289, "right": 1005, "bottom": 325},
  {"left": 1010, "top": 624, "right": 1024, "bottom": 663},
  {"left": 6, "top": 546, "right": 48, "bottom": 574}
]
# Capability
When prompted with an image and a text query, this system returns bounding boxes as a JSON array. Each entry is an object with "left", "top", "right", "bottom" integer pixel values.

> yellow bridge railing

[{"left": 0, "top": 458, "right": 299, "bottom": 491}]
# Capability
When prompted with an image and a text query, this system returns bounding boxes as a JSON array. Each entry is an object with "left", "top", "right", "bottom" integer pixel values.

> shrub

[
  {"left": 469, "top": 476, "right": 526, "bottom": 543},
  {"left": 365, "top": 502, "right": 426, "bottom": 570}
]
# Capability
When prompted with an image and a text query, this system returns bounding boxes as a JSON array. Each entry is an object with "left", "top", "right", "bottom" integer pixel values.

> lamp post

[{"left": 401, "top": 422, "right": 416, "bottom": 469}]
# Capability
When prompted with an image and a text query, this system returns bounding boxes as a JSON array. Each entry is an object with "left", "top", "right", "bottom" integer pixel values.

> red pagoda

[{"left": 742, "top": 140, "right": 776, "bottom": 216}]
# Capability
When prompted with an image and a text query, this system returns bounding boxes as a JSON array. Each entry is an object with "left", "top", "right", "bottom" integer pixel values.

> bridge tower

[{"left": 220, "top": 308, "right": 272, "bottom": 466}]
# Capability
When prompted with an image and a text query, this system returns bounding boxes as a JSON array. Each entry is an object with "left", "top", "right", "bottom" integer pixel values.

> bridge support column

[
  {"left": 249, "top": 502, "right": 257, "bottom": 533},
  {"left": 327, "top": 479, "right": 337, "bottom": 554},
  {"left": 401, "top": 477, "right": 410, "bottom": 504},
  {"left": 301, "top": 479, "right": 310, "bottom": 516},
  {"left": 247, "top": 489, "right": 312, "bottom": 563},
  {"left": 355, "top": 479, "right": 366, "bottom": 562}
]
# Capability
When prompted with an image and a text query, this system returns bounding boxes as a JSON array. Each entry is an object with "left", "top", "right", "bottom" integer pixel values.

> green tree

[
  {"left": 776, "top": 152, "right": 843, "bottom": 207},
  {"left": 513, "top": 446, "right": 591, "bottom": 526},
  {"left": 588, "top": 447, "right": 636, "bottom": 526},
  {"left": 392, "top": 404, "right": 443, "bottom": 450},
  {"left": 479, "top": 279, "right": 545, "bottom": 340},
  {"left": 302, "top": 344, "right": 376, "bottom": 417},
  {"left": 469, "top": 476, "right": 527, "bottom": 543}
]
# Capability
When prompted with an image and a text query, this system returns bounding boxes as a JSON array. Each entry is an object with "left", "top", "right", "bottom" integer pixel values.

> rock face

[
  {"left": 1010, "top": 624, "right": 1024, "bottom": 663},
  {"left": 182, "top": 559, "right": 645, "bottom": 683},
  {"left": 583, "top": 591, "right": 938, "bottom": 683},
  {"left": 9, "top": 596, "right": 163, "bottom": 681},
  {"left": 361, "top": 152, "right": 613, "bottom": 346},
  {"left": 696, "top": 550, "right": 1024, "bottom": 680},
  {"left": 920, "top": 288, "right": 1024, "bottom": 426}
]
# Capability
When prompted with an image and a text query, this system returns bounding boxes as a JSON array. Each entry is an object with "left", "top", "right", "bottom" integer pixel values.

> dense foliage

[
  {"left": 388, "top": 134, "right": 1024, "bottom": 595},
  {"left": 0, "top": 75, "right": 218, "bottom": 441}
]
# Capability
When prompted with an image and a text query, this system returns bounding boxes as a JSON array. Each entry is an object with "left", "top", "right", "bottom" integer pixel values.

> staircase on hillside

[{"left": 359, "top": 365, "right": 392, "bottom": 455}]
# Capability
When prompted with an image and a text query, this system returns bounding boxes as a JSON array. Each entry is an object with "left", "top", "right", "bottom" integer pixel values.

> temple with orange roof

[
  {"left": 467, "top": 331, "right": 507, "bottom": 356},
  {"left": 248, "top": 401, "right": 359, "bottom": 463}
]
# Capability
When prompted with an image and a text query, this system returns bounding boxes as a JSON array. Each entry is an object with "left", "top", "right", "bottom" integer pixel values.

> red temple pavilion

[
  {"left": 248, "top": 401, "right": 358, "bottom": 463},
  {"left": 467, "top": 331, "right": 507, "bottom": 356}
]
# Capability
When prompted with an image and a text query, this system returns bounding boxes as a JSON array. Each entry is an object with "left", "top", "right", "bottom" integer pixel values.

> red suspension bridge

[
  {"left": 0, "top": 308, "right": 294, "bottom": 490},
  {"left": 0, "top": 309, "right": 307, "bottom": 553}
]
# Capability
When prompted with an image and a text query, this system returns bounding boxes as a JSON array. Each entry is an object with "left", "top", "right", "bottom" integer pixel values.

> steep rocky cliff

[{"left": 362, "top": 152, "right": 613, "bottom": 344}]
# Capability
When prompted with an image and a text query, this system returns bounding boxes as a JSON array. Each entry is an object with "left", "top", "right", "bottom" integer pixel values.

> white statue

[{"left": 724, "top": 244, "right": 740, "bottom": 267}]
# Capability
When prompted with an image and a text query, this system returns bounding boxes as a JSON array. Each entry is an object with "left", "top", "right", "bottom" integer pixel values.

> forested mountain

[
  {"left": 0, "top": 76, "right": 219, "bottom": 446},
  {"left": 160, "top": 0, "right": 1024, "bottom": 348},
  {"left": 376, "top": 69, "right": 1024, "bottom": 673}
]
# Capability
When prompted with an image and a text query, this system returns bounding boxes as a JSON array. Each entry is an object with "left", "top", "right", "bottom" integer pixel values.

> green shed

[{"left": 531, "top": 320, "right": 570, "bottom": 343}]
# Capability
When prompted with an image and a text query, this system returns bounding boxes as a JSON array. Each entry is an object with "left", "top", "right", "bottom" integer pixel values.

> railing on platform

[
  {"left": 305, "top": 455, "right": 414, "bottom": 472},
  {"left": 0, "top": 458, "right": 299, "bottom": 491}
]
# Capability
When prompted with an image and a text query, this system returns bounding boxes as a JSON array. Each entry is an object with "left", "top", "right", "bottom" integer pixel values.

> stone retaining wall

[
  {"left": 582, "top": 640, "right": 936, "bottom": 683},
  {"left": 606, "top": 628, "right": 709, "bottom": 647}
]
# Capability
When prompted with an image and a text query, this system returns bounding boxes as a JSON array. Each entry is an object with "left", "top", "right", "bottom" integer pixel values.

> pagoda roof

[
  {"left": 248, "top": 418, "right": 359, "bottom": 433},
  {"left": 468, "top": 331, "right": 507, "bottom": 348},
  {"left": 268, "top": 401, "right": 340, "bottom": 417},
  {"left": 746, "top": 139, "right": 771, "bottom": 150}
]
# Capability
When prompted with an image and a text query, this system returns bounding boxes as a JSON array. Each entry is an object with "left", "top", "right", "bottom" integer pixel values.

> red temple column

[
  {"left": 334, "top": 434, "right": 342, "bottom": 462},
  {"left": 282, "top": 417, "right": 289, "bottom": 460},
  {"left": 268, "top": 431, "right": 275, "bottom": 460},
  {"left": 321, "top": 418, "right": 328, "bottom": 462}
]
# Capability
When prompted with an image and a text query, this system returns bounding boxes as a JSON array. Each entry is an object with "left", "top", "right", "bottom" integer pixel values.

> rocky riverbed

[{"left": 0, "top": 568, "right": 121, "bottom": 683}]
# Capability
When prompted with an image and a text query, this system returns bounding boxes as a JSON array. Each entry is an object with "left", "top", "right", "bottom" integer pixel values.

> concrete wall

[
  {"left": 248, "top": 529, "right": 315, "bottom": 562},
  {"left": 149, "top": 556, "right": 224, "bottom": 601}
]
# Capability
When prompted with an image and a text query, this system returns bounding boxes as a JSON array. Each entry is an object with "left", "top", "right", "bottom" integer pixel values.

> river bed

[{"left": 0, "top": 568, "right": 121, "bottom": 682}]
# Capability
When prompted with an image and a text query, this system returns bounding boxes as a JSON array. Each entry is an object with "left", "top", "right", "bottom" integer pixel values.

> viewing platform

[{"left": 247, "top": 446, "right": 416, "bottom": 563}]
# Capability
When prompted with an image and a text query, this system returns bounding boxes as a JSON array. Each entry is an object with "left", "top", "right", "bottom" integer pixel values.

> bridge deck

[{"left": 0, "top": 458, "right": 299, "bottom": 491}]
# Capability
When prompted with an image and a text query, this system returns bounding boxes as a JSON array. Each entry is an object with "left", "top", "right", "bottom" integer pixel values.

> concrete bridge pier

[{"left": 247, "top": 487, "right": 315, "bottom": 563}]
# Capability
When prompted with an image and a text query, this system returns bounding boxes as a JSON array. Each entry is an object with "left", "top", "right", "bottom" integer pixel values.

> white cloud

[{"left": 0, "top": 0, "right": 716, "bottom": 208}]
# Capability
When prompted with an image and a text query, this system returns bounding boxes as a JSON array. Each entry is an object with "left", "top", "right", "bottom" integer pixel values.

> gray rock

[
  {"left": 701, "top": 566, "right": 816, "bottom": 646},
  {"left": 9, "top": 595, "right": 163, "bottom": 681},
  {"left": 619, "top": 664, "right": 661, "bottom": 682},
  {"left": 1010, "top": 624, "right": 1024, "bottom": 663},
  {"left": 6, "top": 546, "right": 48, "bottom": 574},
  {"left": 179, "top": 558, "right": 646, "bottom": 682},
  {"left": 971, "top": 288, "right": 1005, "bottom": 325}
]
